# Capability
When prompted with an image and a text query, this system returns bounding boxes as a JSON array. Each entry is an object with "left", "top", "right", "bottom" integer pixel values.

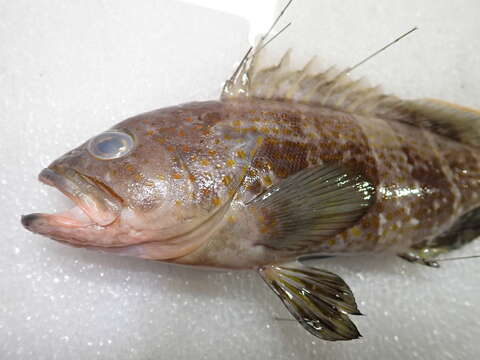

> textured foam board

[{"left": 1, "top": 1, "right": 479, "bottom": 359}]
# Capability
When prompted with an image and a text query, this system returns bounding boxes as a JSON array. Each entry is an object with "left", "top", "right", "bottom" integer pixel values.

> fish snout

[{"left": 39, "top": 167, "right": 123, "bottom": 226}]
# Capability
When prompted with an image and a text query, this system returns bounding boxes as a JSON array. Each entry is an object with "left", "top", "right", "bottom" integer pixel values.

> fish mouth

[
  {"left": 21, "top": 167, "right": 230, "bottom": 259},
  {"left": 21, "top": 168, "right": 123, "bottom": 236}
]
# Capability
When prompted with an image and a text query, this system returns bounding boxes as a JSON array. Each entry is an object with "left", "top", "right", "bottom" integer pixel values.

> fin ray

[{"left": 278, "top": 269, "right": 360, "bottom": 315}]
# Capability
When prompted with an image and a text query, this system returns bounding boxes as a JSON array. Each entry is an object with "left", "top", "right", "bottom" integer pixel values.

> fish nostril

[{"left": 21, "top": 213, "right": 41, "bottom": 228}]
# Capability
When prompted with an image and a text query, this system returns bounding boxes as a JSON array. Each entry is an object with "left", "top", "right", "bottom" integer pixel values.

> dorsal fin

[
  {"left": 222, "top": 48, "right": 480, "bottom": 147},
  {"left": 398, "top": 99, "right": 480, "bottom": 146}
]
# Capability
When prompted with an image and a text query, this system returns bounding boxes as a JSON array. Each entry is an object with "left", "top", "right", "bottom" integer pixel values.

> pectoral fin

[
  {"left": 258, "top": 262, "right": 362, "bottom": 341},
  {"left": 247, "top": 164, "right": 375, "bottom": 251}
]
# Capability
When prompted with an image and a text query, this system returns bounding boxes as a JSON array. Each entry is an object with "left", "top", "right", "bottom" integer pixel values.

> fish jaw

[
  {"left": 21, "top": 209, "right": 116, "bottom": 246},
  {"left": 38, "top": 168, "right": 123, "bottom": 226},
  {"left": 21, "top": 166, "right": 127, "bottom": 246},
  {"left": 21, "top": 167, "right": 225, "bottom": 260},
  {"left": 21, "top": 207, "right": 215, "bottom": 260}
]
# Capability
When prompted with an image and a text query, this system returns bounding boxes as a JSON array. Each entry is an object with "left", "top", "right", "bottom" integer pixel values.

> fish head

[{"left": 22, "top": 101, "right": 251, "bottom": 260}]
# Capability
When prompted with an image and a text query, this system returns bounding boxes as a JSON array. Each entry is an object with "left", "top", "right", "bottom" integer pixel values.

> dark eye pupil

[{"left": 97, "top": 137, "right": 124, "bottom": 154}]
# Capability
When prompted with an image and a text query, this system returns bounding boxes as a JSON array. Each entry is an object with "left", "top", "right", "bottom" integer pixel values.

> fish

[{"left": 21, "top": 2, "right": 480, "bottom": 341}]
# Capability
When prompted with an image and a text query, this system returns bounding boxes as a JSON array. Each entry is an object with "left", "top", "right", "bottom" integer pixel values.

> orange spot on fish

[
  {"left": 188, "top": 174, "right": 196, "bottom": 182},
  {"left": 172, "top": 173, "right": 183, "bottom": 179},
  {"left": 226, "top": 159, "right": 236, "bottom": 168},
  {"left": 222, "top": 175, "right": 232, "bottom": 186},
  {"left": 182, "top": 145, "right": 190, "bottom": 152},
  {"left": 166, "top": 145, "right": 175, "bottom": 152},
  {"left": 260, "top": 226, "right": 270, "bottom": 234},
  {"left": 350, "top": 227, "right": 362, "bottom": 237},
  {"left": 185, "top": 117, "right": 193, "bottom": 122},
  {"left": 236, "top": 150, "right": 246, "bottom": 159},
  {"left": 200, "top": 159, "right": 210, "bottom": 166},
  {"left": 208, "top": 150, "right": 217, "bottom": 156},
  {"left": 276, "top": 168, "right": 289, "bottom": 178},
  {"left": 262, "top": 175, "right": 272, "bottom": 187},
  {"left": 146, "top": 130, "right": 155, "bottom": 136},
  {"left": 212, "top": 197, "right": 221, "bottom": 207},
  {"left": 178, "top": 129, "right": 186, "bottom": 137}
]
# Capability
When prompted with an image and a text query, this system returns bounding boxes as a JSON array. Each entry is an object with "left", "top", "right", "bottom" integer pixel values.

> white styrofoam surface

[{"left": 1, "top": 1, "right": 480, "bottom": 359}]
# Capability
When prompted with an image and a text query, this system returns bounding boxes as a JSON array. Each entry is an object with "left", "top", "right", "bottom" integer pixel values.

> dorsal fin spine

[
  {"left": 284, "top": 57, "right": 316, "bottom": 99},
  {"left": 302, "top": 66, "right": 337, "bottom": 103},
  {"left": 320, "top": 73, "right": 348, "bottom": 106},
  {"left": 222, "top": 48, "right": 480, "bottom": 147},
  {"left": 333, "top": 78, "right": 365, "bottom": 108}
]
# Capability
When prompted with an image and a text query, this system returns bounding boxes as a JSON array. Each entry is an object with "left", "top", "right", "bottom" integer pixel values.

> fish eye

[{"left": 87, "top": 130, "right": 135, "bottom": 160}]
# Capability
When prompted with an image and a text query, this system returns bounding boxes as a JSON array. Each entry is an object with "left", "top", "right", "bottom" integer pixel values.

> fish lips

[{"left": 22, "top": 167, "right": 123, "bottom": 235}]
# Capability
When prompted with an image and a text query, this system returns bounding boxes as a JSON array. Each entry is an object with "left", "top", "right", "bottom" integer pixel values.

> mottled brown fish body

[
  {"left": 19, "top": 1, "right": 480, "bottom": 340},
  {"left": 172, "top": 99, "right": 480, "bottom": 268},
  {"left": 21, "top": 26, "right": 480, "bottom": 341}
]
